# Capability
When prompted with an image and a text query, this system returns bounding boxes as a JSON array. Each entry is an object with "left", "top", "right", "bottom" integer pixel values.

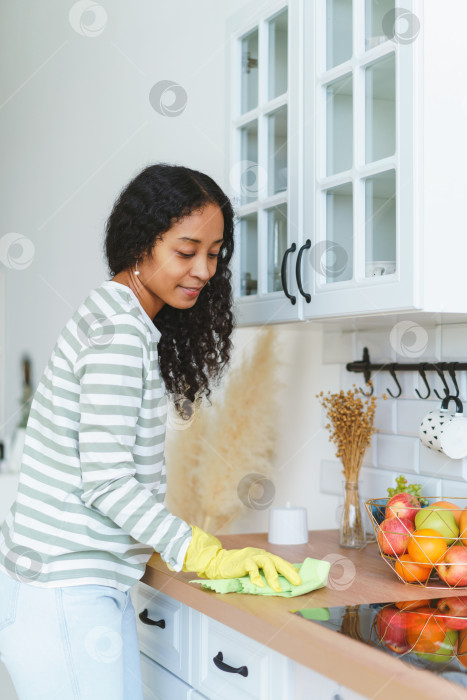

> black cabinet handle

[
  {"left": 296, "top": 239, "right": 311, "bottom": 302},
  {"left": 139, "top": 608, "right": 166, "bottom": 628},
  {"left": 281, "top": 242, "right": 296, "bottom": 305},
  {"left": 213, "top": 651, "right": 248, "bottom": 677}
]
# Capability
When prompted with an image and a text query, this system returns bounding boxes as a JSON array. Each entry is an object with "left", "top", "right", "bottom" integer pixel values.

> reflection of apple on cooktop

[{"left": 290, "top": 598, "right": 467, "bottom": 692}]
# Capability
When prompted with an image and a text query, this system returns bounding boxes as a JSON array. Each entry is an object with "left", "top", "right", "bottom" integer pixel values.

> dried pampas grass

[{"left": 164, "top": 327, "right": 282, "bottom": 533}]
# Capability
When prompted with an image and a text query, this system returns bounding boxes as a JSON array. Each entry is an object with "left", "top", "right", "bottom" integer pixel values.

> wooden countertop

[{"left": 141, "top": 529, "right": 467, "bottom": 700}]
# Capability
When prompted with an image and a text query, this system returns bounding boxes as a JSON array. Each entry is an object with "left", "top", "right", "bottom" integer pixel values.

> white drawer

[
  {"left": 132, "top": 582, "right": 191, "bottom": 683},
  {"left": 191, "top": 612, "right": 293, "bottom": 700},
  {"left": 295, "top": 662, "right": 369, "bottom": 700},
  {"left": 140, "top": 652, "right": 205, "bottom": 700}
]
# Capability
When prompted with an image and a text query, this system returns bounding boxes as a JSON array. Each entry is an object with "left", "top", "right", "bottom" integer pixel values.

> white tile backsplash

[
  {"left": 441, "top": 478, "right": 467, "bottom": 500},
  {"left": 418, "top": 444, "right": 467, "bottom": 481},
  {"left": 396, "top": 399, "right": 440, "bottom": 437},
  {"left": 390, "top": 323, "right": 440, "bottom": 363},
  {"left": 355, "top": 329, "right": 395, "bottom": 363},
  {"left": 441, "top": 324, "right": 467, "bottom": 360},
  {"left": 374, "top": 399, "right": 396, "bottom": 433},
  {"left": 376, "top": 434, "right": 419, "bottom": 473},
  {"left": 320, "top": 325, "right": 467, "bottom": 506}
]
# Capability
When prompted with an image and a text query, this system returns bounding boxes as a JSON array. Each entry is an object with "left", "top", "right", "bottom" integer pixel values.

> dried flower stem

[{"left": 317, "top": 384, "right": 383, "bottom": 547}]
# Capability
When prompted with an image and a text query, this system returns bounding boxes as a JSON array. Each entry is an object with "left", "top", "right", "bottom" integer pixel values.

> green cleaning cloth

[{"left": 189, "top": 557, "right": 331, "bottom": 597}]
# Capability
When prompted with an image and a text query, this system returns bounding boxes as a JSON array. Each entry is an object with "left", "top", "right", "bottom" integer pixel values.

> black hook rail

[{"left": 346, "top": 347, "right": 465, "bottom": 399}]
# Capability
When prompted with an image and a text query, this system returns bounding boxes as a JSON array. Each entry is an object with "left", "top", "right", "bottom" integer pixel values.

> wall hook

[
  {"left": 358, "top": 347, "right": 373, "bottom": 396},
  {"left": 447, "top": 362, "right": 460, "bottom": 398},
  {"left": 359, "top": 381, "right": 374, "bottom": 397},
  {"left": 386, "top": 364, "right": 402, "bottom": 398},
  {"left": 433, "top": 364, "right": 450, "bottom": 400},
  {"left": 415, "top": 363, "right": 431, "bottom": 399}
]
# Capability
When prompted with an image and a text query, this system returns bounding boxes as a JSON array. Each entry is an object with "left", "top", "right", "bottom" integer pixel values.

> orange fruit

[
  {"left": 407, "top": 528, "right": 448, "bottom": 565},
  {"left": 395, "top": 555, "right": 432, "bottom": 583},
  {"left": 459, "top": 629, "right": 467, "bottom": 669},
  {"left": 430, "top": 501, "right": 462, "bottom": 526},
  {"left": 406, "top": 607, "right": 447, "bottom": 654}
]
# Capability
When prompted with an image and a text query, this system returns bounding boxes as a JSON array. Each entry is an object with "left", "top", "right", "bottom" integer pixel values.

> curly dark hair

[{"left": 104, "top": 163, "right": 236, "bottom": 416}]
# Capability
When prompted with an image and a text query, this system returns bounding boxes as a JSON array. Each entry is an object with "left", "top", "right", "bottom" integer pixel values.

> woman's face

[{"left": 133, "top": 202, "right": 225, "bottom": 317}]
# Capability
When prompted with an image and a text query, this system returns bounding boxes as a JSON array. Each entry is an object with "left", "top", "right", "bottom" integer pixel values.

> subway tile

[
  {"left": 441, "top": 324, "right": 467, "bottom": 360},
  {"left": 355, "top": 329, "right": 395, "bottom": 364},
  {"left": 374, "top": 398, "right": 396, "bottom": 433},
  {"left": 359, "top": 467, "right": 402, "bottom": 500},
  {"left": 387, "top": 322, "right": 440, "bottom": 362},
  {"left": 396, "top": 399, "right": 440, "bottom": 437},
  {"left": 362, "top": 436, "right": 377, "bottom": 467},
  {"left": 441, "top": 478, "right": 467, "bottom": 500},
  {"left": 418, "top": 444, "right": 467, "bottom": 481},
  {"left": 376, "top": 434, "right": 419, "bottom": 473},
  {"left": 322, "top": 331, "right": 355, "bottom": 364}
]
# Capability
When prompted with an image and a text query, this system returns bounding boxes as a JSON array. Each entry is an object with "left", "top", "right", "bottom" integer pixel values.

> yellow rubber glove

[{"left": 167, "top": 525, "right": 302, "bottom": 593}]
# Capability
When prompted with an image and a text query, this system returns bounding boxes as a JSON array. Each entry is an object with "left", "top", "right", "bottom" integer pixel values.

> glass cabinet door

[
  {"left": 229, "top": 3, "right": 299, "bottom": 323},
  {"left": 312, "top": 0, "right": 398, "bottom": 294}
]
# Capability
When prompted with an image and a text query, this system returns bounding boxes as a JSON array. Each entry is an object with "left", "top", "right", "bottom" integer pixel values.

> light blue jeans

[{"left": 0, "top": 568, "right": 144, "bottom": 699}]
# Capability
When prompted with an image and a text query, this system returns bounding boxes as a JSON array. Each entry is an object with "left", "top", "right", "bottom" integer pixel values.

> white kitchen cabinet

[
  {"left": 227, "top": 0, "right": 302, "bottom": 325},
  {"left": 140, "top": 652, "right": 207, "bottom": 700},
  {"left": 132, "top": 582, "right": 368, "bottom": 700},
  {"left": 191, "top": 612, "right": 293, "bottom": 700},
  {"left": 227, "top": 0, "right": 467, "bottom": 325}
]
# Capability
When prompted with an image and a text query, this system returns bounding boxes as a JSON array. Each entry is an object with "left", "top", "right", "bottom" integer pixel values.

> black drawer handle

[
  {"left": 281, "top": 242, "right": 296, "bottom": 305},
  {"left": 139, "top": 608, "right": 166, "bottom": 628},
  {"left": 296, "top": 239, "right": 311, "bottom": 302},
  {"left": 213, "top": 651, "right": 248, "bottom": 677}
]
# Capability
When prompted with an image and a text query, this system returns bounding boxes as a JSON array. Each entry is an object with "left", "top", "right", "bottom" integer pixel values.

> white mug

[
  {"left": 268, "top": 501, "right": 308, "bottom": 545},
  {"left": 419, "top": 395, "right": 467, "bottom": 459}
]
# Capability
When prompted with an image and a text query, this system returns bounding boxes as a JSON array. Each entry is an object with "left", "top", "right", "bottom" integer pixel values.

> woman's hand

[{"left": 177, "top": 526, "right": 302, "bottom": 593}]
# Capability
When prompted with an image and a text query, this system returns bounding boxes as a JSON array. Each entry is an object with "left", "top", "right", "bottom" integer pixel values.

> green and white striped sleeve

[{"left": 75, "top": 314, "right": 192, "bottom": 572}]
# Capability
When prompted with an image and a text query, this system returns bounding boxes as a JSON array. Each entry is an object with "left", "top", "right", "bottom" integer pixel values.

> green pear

[
  {"left": 414, "top": 506, "right": 459, "bottom": 545},
  {"left": 415, "top": 628, "right": 458, "bottom": 663}
]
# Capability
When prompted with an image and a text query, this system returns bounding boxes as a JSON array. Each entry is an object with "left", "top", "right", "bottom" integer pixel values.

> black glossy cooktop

[{"left": 290, "top": 598, "right": 467, "bottom": 692}]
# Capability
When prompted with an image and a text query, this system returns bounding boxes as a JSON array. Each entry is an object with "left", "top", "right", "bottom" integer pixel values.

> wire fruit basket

[{"left": 365, "top": 496, "right": 467, "bottom": 589}]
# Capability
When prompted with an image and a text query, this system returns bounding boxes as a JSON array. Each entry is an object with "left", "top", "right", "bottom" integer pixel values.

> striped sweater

[{"left": 0, "top": 280, "right": 193, "bottom": 591}]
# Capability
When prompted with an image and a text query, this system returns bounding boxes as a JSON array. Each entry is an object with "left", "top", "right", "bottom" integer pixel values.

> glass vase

[{"left": 340, "top": 480, "right": 366, "bottom": 548}]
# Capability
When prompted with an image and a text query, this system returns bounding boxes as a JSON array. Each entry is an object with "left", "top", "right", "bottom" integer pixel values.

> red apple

[
  {"left": 436, "top": 597, "right": 467, "bottom": 629},
  {"left": 386, "top": 492, "right": 421, "bottom": 522},
  {"left": 377, "top": 517, "right": 415, "bottom": 556},
  {"left": 436, "top": 545, "right": 467, "bottom": 587},
  {"left": 376, "top": 606, "right": 412, "bottom": 653}
]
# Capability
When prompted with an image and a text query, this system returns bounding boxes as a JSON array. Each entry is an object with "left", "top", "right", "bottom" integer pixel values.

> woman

[{"left": 0, "top": 164, "right": 301, "bottom": 699}]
